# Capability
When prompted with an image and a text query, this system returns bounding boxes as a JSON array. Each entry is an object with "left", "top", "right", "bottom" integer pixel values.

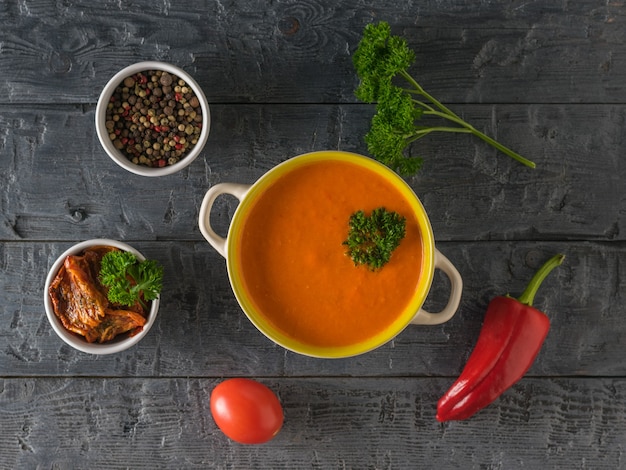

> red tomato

[{"left": 210, "top": 378, "right": 284, "bottom": 444}]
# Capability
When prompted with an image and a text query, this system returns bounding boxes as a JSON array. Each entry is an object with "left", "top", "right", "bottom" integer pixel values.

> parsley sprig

[
  {"left": 343, "top": 207, "right": 406, "bottom": 270},
  {"left": 99, "top": 251, "right": 163, "bottom": 308},
  {"left": 353, "top": 21, "right": 536, "bottom": 176}
]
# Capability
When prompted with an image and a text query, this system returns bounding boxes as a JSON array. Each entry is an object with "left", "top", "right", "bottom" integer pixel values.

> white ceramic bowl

[
  {"left": 95, "top": 61, "right": 211, "bottom": 176},
  {"left": 44, "top": 239, "right": 160, "bottom": 354}
]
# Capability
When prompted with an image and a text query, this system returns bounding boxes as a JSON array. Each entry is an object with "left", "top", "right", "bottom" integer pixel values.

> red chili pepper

[{"left": 436, "top": 253, "right": 565, "bottom": 422}]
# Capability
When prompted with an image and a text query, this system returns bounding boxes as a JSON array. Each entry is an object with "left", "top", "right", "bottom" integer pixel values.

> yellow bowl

[{"left": 199, "top": 151, "right": 462, "bottom": 358}]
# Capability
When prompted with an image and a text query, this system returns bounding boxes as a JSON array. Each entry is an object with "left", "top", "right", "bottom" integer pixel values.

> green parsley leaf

[
  {"left": 343, "top": 207, "right": 407, "bottom": 270},
  {"left": 99, "top": 251, "right": 163, "bottom": 308},
  {"left": 353, "top": 21, "right": 536, "bottom": 175}
]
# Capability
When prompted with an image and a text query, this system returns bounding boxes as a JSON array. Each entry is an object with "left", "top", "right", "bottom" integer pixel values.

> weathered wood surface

[
  {"left": 1, "top": 0, "right": 626, "bottom": 468},
  {"left": 1, "top": 103, "right": 623, "bottom": 242},
  {"left": 1, "top": 377, "right": 624, "bottom": 469},
  {"left": 0, "top": 240, "right": 622, "bottom": 379},
  {"left": 0, "top": 0, "right": 624, "bottom": 105}
]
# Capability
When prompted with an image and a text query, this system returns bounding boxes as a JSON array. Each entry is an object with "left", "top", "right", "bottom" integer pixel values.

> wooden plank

[
  {"left": 0, "top": 103, "right": 623, "bottom": 242},
  {"left": 0, "top": 2, "right": 623, "bottom": 469},
  {"left": 1, "top": 240, "right": 622, "bottom": 378},
  {"left": 0, "top": 0, "right": 624, "bottom": 104},
  {"left": 0, "top": 377, "right": 624, "bottom": 469}
]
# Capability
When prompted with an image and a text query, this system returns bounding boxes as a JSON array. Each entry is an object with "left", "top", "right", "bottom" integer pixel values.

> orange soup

[{"left": 234, "top": 158, "right": 424, "bottom": 349}]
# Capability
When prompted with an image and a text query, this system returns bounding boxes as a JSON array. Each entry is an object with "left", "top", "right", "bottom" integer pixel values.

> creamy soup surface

[{"left": 236, "top": 159, "right": 424, "bottom": 348}]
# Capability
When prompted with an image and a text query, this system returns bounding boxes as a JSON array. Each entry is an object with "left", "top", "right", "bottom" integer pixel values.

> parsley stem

[
  {"left": 440, "top": 111, "right": 535, "bottom": 168},
  {"left": 401, "top": 69, "right": 536, "bottom": 169},
  {"left": 400, "top": 71, "right": 461, "bottom": 119},
  {"left": 354, "top": 21, "right": 536, "bottom": 175},
  {"left": 407, "top": 126, "right": 472, "bottom": 143},
  {"left": 410, "top": 101, "right": 536, "bottom": 169},
  {"left": 472, "top": 130, "right": 536, "bottom": 168}
]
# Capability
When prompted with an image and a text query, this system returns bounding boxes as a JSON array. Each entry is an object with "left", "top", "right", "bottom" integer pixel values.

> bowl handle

[
  {"left": 199, "top": 183, "right": 251, "bottom": 259},
  {"left": 410, "top": 249, "right": 463, "bottom": 325}
]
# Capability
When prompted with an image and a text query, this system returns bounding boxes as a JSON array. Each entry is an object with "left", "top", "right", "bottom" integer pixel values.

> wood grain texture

[
  {"left": 1, "top": 1, "right": 624, "bottom": 468},
  {"left": 0, "top": 240, "right": 621, "bottom": 378},
  {"left": 0, "top": 103, "right": 623, "bottom": 242},
  {"left": 0, "top": 377, "right": 624, "bottom": 469},
  {"left": 0, "top": 0, "right": 624, "bottom": 104}
]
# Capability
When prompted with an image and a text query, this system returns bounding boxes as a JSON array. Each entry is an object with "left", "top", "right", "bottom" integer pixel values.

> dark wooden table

[{"left": 2, "top": 1, "right": 625, "bottom": 468}]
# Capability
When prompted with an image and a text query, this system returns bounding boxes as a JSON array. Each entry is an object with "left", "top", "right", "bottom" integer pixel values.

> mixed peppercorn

[{"left": 105, "top": 70, "right": 203, "bottom": 168}]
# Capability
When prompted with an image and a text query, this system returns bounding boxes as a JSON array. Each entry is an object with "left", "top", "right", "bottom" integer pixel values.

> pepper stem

[{"left": 516, "top": 254, "right": 565, "bottom": 307}]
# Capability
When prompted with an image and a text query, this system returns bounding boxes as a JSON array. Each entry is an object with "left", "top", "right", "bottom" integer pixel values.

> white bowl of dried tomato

[
  {"left": 44, "top": 239, "right": 161, "bottom": 354},
  {"left": 96, "top": 61, "right": 211, "bottom": 176}
]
